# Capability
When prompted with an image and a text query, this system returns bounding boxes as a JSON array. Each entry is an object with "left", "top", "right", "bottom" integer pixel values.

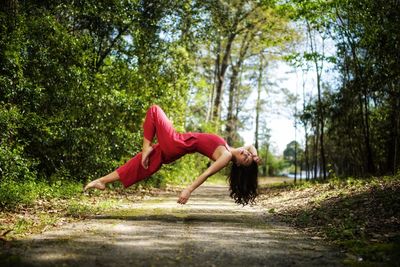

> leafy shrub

[
  {"left": 66, "top": 200, "right": 99, "bottom": 218},
  {"left": 0, "top": 105, "right": 38, "bottom": 182},
  {"left": 0, "top": 180, "right": 39, "bottom": 208},
  {"left": 0, "top": 1, "right": 192, "bottom": 209}
]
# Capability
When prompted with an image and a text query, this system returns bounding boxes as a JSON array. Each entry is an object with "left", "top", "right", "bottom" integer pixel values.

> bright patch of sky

[
  {"left": 237, "top": 25, "right": 338, "bottom": 156},
  {"left": 239, "top": 61, "right": 306, "bottom": 155}
]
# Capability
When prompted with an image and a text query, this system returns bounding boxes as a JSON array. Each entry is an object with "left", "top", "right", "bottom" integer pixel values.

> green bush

[
  {"left": 0, "top": 180, "right": 39, "bottom": 208},
  {"left": 0, "top": 1, "right": 193, "bottom": 208},
  {"left": 0, "top": 177, "right": 83, "bottom": 209},
  {"left": 0, "top": 105, "right": 38, "bottom": 182},
  {"left": 37, "top": 180, "right": 83, "bottom": 200}
]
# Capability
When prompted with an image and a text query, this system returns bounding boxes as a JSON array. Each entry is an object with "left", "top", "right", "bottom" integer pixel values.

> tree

[
  {"left": 224, "top": 2, "right": 296, "bottom": 144},
  {"left": 283, "top": 141, "right": 304, "bottom": 180},
  {"left": 291, "top": 0, "right": 400, "bottom": 177},
  {"left": 0, "top": 0, "right": 203, "bottom": 182}
]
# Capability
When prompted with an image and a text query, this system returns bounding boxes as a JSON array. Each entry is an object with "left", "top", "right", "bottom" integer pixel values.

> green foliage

[
  {"left": 289, "top": 0, "right": 400, "bottom": 178},
  {"left": 66, "top": 201, "right": 99, "bottom": 218},
  {"left": 0, "top": 180, "right": 39, "bottom": 208},
  {"left": 0, "top": 103, "right": 37, "bottom": 181},
  {"left": 6, "top": 0, "right": 398, "bottom": 211},
  {"left": 263, "top": 175, "right": 400, "bottom": 264},
  {"left": 205, "top": 172, "right": 227, "bottom": 186},
  {"left": 283, "top": 140, "right": 304, "bottom": 166},
  {"left": 258, "top": 143, "right": 287, "bottom": 176},
  {"left": 38, "top": 179, "right": 83, "bottom": 200},
  {"left": 0, "top": 0, "right": 193, "bottom": 192},
  {"left": 0, "top": 178, "right": 83, "bottom": 209}
]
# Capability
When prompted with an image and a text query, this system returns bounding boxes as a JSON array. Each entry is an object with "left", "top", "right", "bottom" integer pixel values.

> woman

[{"left": 84, "top": 105, "right": 260, "bottom": 205}]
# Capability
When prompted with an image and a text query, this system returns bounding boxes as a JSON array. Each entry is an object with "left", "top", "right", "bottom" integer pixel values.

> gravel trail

[{"left": 1, "top": 185, "right": 345, "bottom": 266}]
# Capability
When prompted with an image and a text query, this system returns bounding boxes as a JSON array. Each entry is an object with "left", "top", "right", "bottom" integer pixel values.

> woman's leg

[
  {"left": 117, "top": 144, "right": 164, "bottom": 187},
  {"left": 85, "top": 105, "right": 175, "bottom": 190},
  {"left": 141, "top": 105, "right": 177, "bottom": 168},
  {"left": 84, "top": 171, "right": 120, "bottom": 191}
]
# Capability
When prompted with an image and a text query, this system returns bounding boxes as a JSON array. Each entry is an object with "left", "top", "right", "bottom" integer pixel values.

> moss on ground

[
  {"left": 0, "top": 186, "right": 152, "bottom": 240},
  {"left": 258, "top": 175, "right": 400, "bottom": 266}
]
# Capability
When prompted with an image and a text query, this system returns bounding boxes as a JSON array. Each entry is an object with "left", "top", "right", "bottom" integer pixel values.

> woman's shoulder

[{"left": 214, "top": 145, "right": 232, "bottom": 160}]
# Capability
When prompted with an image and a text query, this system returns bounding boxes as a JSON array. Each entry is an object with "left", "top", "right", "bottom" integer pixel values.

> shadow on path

[{"left": 0, "top": 185, "right": 345, "bottom": 267}]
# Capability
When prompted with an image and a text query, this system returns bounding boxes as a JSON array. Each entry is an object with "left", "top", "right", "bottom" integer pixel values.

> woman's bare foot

[
  {"left": 141, "top": 146, "right": 154, "bottom": 169},
  {"left": 84, "top": 179, "right": 106, "bottom": 191}
]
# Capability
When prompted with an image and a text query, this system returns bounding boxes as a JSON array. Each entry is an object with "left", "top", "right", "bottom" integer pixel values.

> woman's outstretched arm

[{"left": 177, "top": 150, "right": 232, "bottom": 204}]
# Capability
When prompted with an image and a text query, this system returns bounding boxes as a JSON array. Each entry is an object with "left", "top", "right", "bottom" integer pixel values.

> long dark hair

[{"left": 228, "top": 161, "right": 258, "bottom": 205}]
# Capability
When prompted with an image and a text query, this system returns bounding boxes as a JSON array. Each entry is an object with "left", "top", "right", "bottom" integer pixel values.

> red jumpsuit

[{"left": 116, "top": 105, "right": 230, "bottom": 187}]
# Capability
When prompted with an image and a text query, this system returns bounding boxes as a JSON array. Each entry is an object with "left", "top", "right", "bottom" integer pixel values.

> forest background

[{"left": 1, "top": 0, "right": 399, "bottom": 207}]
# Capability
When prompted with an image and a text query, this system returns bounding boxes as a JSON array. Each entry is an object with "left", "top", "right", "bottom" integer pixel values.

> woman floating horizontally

[{"left": 84, "top": 105, "right": 260, "bottom": 205}]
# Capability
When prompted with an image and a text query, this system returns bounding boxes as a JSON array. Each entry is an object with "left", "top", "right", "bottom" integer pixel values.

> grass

[
  {"left": 0, "top": 179, "right": 153, "bottom": 239},
  {"left": 0, "top": 171, "right": 249, "bottom": 239},
  {"left": 0, "top": 179, "right": 84, "bottom": 208},
  {"left": 258, "top": 175, "right": 400, "bottom": 266},
  {"left": 0, "top": 171, "right": 230, "bottom": 241}
]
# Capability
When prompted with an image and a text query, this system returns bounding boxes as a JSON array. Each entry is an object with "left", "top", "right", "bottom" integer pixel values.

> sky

[
  {"left": 233, "top": 25, "right": 338, "bottom": 156},
  {"left": 239, "top": 61, "right": 308, "bottom": 155},
  {"left": 238, "top": 57, "right": 338, "bottom": 155}
]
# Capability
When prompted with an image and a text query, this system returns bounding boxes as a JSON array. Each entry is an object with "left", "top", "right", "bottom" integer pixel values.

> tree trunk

[
  {"left": 304, "top": 132, "right": 310, "bottom": 180},
  {"left": 255, "top": 55, "right": 264, "bottom": 150},
  {"left": 225, "top": 31, "right": 251, "bottom": 144},
  {"left": 313, "top": 124, "right": 319, "bottom": 179},
  {"left": 336, "top": 12, "right": 375, "bottom": 175},
  {"left": 294, "top": 135, "right": 297, "bottom": 183},
  {"left": 361, "top": 82, "right": 374, "bottom": 174},
  {"left": 226, "top": 64, "right": 239, "bottom": 144},
  {"left": 207, "top": 40, "right": 221, "bottom": 122},
  {"left": 211, "top": 0, "right": 254, "bottom": 123},
  {"left": 307, "top": 22, "right": 326, "bottom": 180},
  {"left": 0, "top": 0, "right": 19, "bottom": 102},
  {"left": 316, "top": 72, "right": 327, "bottom": 180},
  {"left": 387, "top": 85, "right": 400, "bottom": 174},
  {"left": 213, "top": 32, "right": 236, "bottom": 121},
  {"left": 264, "top": 143, "right": 269, "bottom": 176},
  {"left": 302, "top": 72, "right": 310, "bottom": 180}
]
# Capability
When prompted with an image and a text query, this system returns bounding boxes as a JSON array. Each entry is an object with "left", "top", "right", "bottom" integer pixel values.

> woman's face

[{"left": 236, "top": 148, "right": 253, "bottom": 167}]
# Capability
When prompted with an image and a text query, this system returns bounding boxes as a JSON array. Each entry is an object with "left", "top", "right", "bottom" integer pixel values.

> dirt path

[{"left": 2, "top": 185, "right": 345, "bottom": 266}]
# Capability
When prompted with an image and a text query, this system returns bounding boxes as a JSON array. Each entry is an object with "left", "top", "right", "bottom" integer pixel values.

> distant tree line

[{"left": 290, "top": 0, "right": 400, "bottom": 178}]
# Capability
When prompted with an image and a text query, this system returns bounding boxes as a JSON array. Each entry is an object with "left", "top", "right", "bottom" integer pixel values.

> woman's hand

[
  {"left": 252, "top": 155, "right": 261, "bottom": 164},
  {"left": 177, "top": 188, "right": 192, "bottom": 204},
  {"left": 245, "top": 145, "right": 261, "bottom": 164},
  {"left": 141, "top": 146, "right": 153, "bottom": 169}
]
